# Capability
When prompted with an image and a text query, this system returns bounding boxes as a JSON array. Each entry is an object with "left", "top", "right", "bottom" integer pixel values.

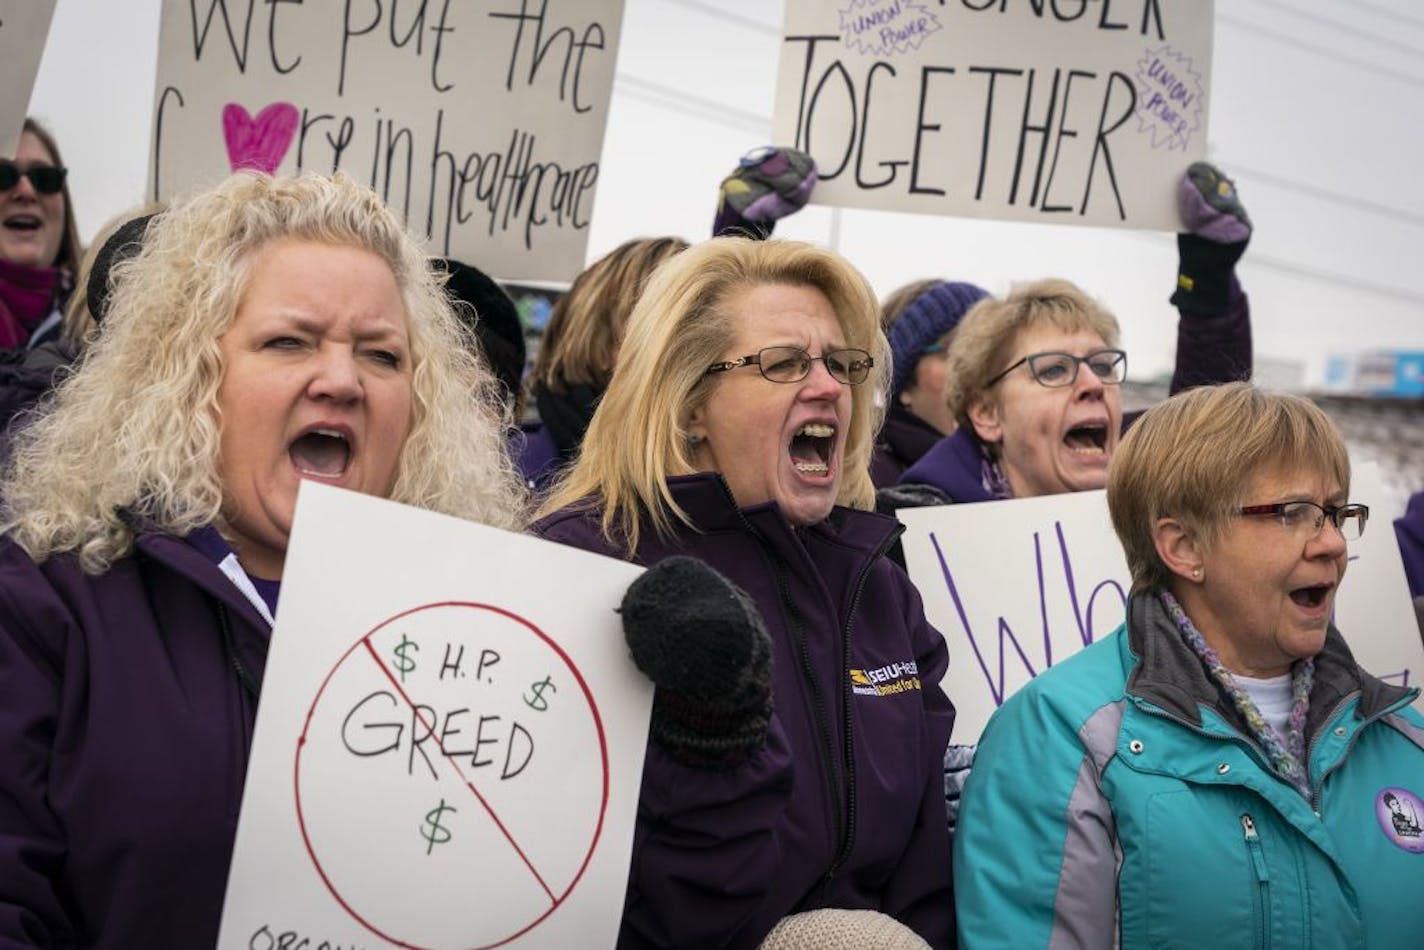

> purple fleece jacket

[
  {"left": 0, "top": 530, "right": 270, "bottom": 948},
  {"left": 533, "top": 474, "right": 956, "bottom": 949}
]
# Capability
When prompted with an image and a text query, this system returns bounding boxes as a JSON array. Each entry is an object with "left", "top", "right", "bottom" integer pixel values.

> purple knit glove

[
  {"left": 1178, "top": 162, "right": 1251, "bottom": 244},
  {"left": 712, "top": 146, "right": 818, "bottom": 239}
]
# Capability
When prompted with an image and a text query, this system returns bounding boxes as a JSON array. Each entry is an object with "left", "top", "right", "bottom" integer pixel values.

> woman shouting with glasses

[
  {"left": 0, "top": 118, "right": 80, "bottom": 350},
  {"left": 534, "top": 237, "right": 955, "bottom": 948},
  {"left": 887, "top": 162, "right": 1253, "bottom": 508},
  {"left": 892, "top": 277, "right": 1138, "bottom": 504},
  {"left": 954, "top": 382, "right": 1424, "bottom": 948}
]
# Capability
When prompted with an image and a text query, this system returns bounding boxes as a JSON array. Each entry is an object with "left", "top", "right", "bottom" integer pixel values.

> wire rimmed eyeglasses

[
  {"left": 705, "top": 345, "right": 875, "bottom": 386},
  {"left": 0, "top": 161, "right": 67, "bottom": 195},
  {"left": 985, "top": 349, "right": 1127, "bottom": 388},
  {"left": 1237, "top": 501, "right": 1369, "bottom": 542}
]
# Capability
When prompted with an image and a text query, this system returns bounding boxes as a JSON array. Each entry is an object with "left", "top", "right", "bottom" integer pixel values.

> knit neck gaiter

[
  {"left": 1157, "top": 587, "right": 1314, "bottom": 797},
  {"left": 0, "top": 256, "right": 66, "bottom": 349}
]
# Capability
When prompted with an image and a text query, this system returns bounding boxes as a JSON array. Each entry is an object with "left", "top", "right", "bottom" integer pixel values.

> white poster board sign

[
  {"left": 0, "top": 0, "right": 58, "bottom": 156},
  {"left": 901, "top": 462, "right": 1424, "bottom": 744},
  {"left": 217, "top": 483, "right": 652, "bottom": 950},
  {"left": 772, "top": 0, "right": 1213, "bottom": 230},
  {"left": 150, "top": 0, "right": 624, "bottom": 283}
]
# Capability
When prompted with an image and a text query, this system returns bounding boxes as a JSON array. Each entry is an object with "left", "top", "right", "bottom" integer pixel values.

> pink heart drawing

[{"left": 222, "top": 102, "right": 300, "bottom": 174}]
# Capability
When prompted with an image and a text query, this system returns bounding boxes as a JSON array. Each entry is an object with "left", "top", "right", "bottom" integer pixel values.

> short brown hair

[
  {"left": 1107, "top": 382, "right": 1351, "bottom": 592},
  {"left": 945, "top": 278, "right": 1119, "bottom": 430},
  {"left": 530, "top": 236, "right": 689, "bottom": 395}
]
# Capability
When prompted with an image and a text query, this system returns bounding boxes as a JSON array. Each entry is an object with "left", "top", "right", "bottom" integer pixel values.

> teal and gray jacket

[{"left": 953, "top": 592, "right": 1424, "bottom": 949}]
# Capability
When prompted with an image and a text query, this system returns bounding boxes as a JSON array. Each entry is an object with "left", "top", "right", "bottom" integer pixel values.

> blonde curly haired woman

[{"left": 0, "top": 172, "right": 526, "bottom": 948}]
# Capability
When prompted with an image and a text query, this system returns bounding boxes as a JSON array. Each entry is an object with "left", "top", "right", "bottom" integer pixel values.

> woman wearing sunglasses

[
  {"left": 955, "top": 382, "right": 1424, "bottom": 948},
  {"left": 0, "top": 118, "right": 80, "bottom": 350},
  {"left": 534, "top": 237, "right": 955, "bottom": 948}
]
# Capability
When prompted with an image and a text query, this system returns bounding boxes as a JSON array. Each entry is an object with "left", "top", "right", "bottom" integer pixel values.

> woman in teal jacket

[{"left": 953, "top": 382, "right": 1424, "bottom": 949}]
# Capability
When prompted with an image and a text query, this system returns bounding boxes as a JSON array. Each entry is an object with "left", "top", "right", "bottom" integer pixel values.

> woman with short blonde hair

[{"left": 943, "top": 278, "right": 1121, "bottom": 431}]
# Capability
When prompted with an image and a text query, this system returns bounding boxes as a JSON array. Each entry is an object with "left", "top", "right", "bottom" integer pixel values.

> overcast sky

[{"left": 26, "top": 0, "right": 1424, "bottom": 386}]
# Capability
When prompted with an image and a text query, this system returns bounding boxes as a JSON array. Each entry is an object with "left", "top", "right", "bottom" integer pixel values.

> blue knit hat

[{"left": 887, "top": 280, "right": 990, "bottom": 398}]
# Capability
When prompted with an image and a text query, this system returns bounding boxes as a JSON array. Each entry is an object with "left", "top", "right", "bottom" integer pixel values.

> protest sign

[
  {"left": 901, "top": 462, "right": 1424, "bottom": 744},
  {"left": 217, "top": 482, "right": 651, "bottom": 950},
  {"left": 772, "top": 0, "right": 1213, "bottom": 230},
  {"left": 150, "top": 0, "right": 624, "bottom": 283},
  {"left": 0, "top": 0, "right": 58, "bottom": 156}
]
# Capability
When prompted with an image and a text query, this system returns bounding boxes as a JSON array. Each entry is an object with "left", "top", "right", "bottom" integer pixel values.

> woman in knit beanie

[{"left": 871, "top": 278, "right": 989, "bottom": 487}]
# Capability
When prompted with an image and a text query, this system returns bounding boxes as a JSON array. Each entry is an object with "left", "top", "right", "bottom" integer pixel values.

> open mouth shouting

[
  {"left": 1288, "top": 582, "right": 1334, "bottom": 619},
  {"left": 790, "top": 421, "right": 836, "bottom": 477},
  {"left": 1063, "top": 420, "right": 1109, "bottom": 458},
  {"left": 289, "top": 427, "right": 352, "bottom": 480}
]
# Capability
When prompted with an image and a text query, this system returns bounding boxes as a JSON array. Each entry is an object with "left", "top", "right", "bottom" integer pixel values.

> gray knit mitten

[{"left": 621, "top": 556, "right": 773, "bottom": 770}]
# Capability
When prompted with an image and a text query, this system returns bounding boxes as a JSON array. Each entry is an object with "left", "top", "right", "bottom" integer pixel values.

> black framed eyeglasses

[
  {"left": 1238, "top": 501, "right": 1369, "bottom": 542},
  {"left": 706, "top": 345, "right": 874, "bottom": 386},
  {"left": 985, "top": 349, "right": 1127, "bottom": 389},
  {"left": 0, "top": 161, "right": 67, "bottom": 196}
]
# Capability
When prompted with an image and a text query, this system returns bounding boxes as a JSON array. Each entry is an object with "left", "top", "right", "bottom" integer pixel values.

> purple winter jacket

[
  {"left": 533, "top": 474, "right": 956, "bottom": 949},
  {"left": 0, "top": 530, "right": 270, "bottom": 948}
]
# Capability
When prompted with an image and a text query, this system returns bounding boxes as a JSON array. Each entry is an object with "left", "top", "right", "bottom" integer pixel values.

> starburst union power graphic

[{"left": 838, "top": 0, "right": 942, "bottom": 56}]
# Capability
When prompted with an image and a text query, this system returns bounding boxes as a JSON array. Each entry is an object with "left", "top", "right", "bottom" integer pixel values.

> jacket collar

[
  {"left": 132, "top": 528, "right": 273, "bottom": 634},
  {"left": 898, "top": 429, "right": 995, "bottom": 503},
  {"left": 663, "top": 472, "right": 903, "bottom": 555},
  {"left": 1125, "top": 589, "right": 1413, "bottom": 736}
]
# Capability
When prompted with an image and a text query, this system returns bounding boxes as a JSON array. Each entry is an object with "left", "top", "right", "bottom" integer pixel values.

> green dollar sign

[
  {"left": 524, "top": 675, "right": 556, "bottom": 711},
  {"left": 420, "top": 799, "right": 455, "bottom": 855},
  {"left": 392, "top": 634, "right": 418, "bottom": 682}
]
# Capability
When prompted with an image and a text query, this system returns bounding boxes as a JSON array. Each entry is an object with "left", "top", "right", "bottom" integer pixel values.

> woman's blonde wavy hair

[
  {"left": 537, "top": 237, "right": 887, "bottom": 554},
  {"left": 3, "top": 171, "right": 527, "bottom": 574}
]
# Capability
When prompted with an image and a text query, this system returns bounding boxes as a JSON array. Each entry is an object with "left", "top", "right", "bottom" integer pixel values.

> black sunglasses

[{"left": 0, "top": 161, "right": 68, "bottom": 196}]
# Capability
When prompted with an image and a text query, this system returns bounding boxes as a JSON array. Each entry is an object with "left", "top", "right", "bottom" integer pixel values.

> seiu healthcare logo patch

[
  {"left": 850, "top": 660, "right": 921, "bottom": 697},
  {"left": 1375, "top": 787, "right": 1424, "bottom": 854}
]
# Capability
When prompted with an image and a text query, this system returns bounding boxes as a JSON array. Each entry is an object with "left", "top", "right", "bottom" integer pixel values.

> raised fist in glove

[
  {"left": 713, "top": 145, "right": 818, "bottom": 239},
  {"left": 621, "top": 556, "right": 774, "bottom": 770},
  {"left": 1171, "top": 161, "right": 1251, "bottom": 316}
]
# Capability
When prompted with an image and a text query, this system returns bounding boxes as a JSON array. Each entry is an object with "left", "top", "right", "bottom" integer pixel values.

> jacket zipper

[
  {"left": 825, "top": 524, "right": 903, "bottom": 880},
  {"left": 733, "top": 508, "right": 847, "bottom": 866},
  {"left": 726, "top": 486, "right": 902, "bottom": 886},
  {"left": 1240, "top": 814, "right": 1271, "bottom": 950}
]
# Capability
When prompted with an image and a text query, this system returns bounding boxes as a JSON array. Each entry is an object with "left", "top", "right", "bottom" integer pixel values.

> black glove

[
  {"left": 1170, "top": 162, "right": 1251, "bottom": 316},
  {"left": 712, "top": 145, "right": 817, "bottom": 240},
  {"left": 620, "top": 556, "right": 773, "bottom": 770}
]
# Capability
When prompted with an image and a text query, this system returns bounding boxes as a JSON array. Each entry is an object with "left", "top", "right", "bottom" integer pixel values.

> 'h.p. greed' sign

[
  {"left": 149, "top": 0, "right": 624, "bottom": 284},
  {"left": 773, "top": 0, "right": 1213, "bottom": 231}
]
